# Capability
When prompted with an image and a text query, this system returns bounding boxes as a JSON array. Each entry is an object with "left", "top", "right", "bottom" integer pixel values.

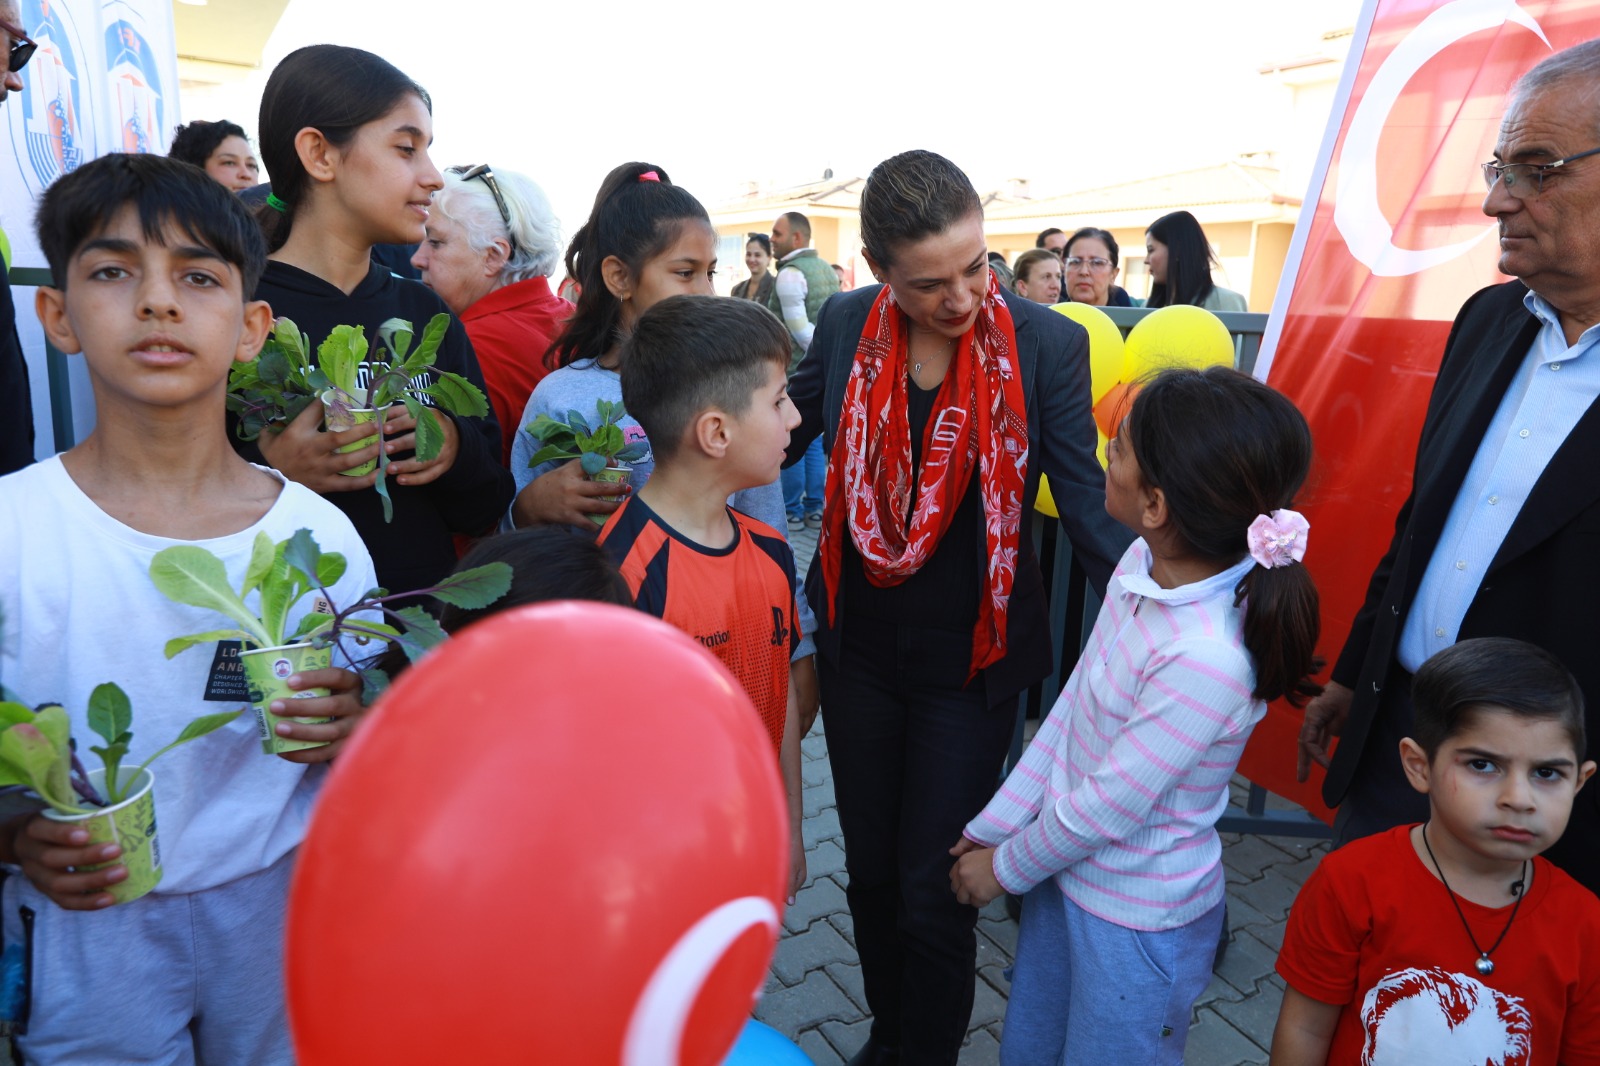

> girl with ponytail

[
  {"left": 952, "top": 365, "right": 1321, "bottom": 1065},
  {"left": 246, "top": 44, "right": 511, "bottom": 594}
]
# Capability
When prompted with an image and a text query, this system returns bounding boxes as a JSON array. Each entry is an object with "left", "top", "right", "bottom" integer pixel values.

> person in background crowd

[
  {"left": 1035, "top": 227, "right": 1067, "bottom": 257},
  {"left": 731, "top": 232, "right": 775, "bottom": 303},
  {"left": 833, "top": 262, "right": 850, "bottom": 290},
  {"left": 0, "top": 3, "right": 33, "bottom": 475},
  {"left": 1298, "top": 38, "right": 1600, "bottom": 895},
  {"left": 1063, "top": 226, "right": 1133, "bottom": 307},
  {"left": 769, "top": 210, "right": 838, "bottom": 532},
  {"left": 1144, "top": 210, "right": 1247, "bottom": 311},
  {"left": 412, "top": 164, "right": 571, "bottom": 464},
  {"left": 1011, "top": 248, "right": 1062, "bottom": 304},
  {"left": 168, "top": 118, "right": 260, "bottom": 193},
  {"left": 987, "top": 251, "right": 1015, "bottom": 291},
  {"left": 787, "top": 149, "right": 1128, "bottom": 1066}
]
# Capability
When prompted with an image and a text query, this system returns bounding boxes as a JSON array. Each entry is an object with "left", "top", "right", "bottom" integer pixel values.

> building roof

[{"left": 984, "top": 162, "right": 1300, "bottom": 226}]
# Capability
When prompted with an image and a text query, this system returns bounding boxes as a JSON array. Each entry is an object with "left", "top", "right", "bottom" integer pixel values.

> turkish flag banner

[{"left": 1246, "top": 0, "right": 1600, "bottom": 820}]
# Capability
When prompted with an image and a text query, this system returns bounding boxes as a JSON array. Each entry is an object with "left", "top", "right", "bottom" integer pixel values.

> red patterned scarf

[{"left": 820, "top": 270, "right": 1028, "bottom": 680}]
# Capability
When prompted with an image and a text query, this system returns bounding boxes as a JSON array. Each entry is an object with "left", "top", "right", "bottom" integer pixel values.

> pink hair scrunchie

[{"left": 1246, "top": 509, "right": 1310, "bottom": 569}]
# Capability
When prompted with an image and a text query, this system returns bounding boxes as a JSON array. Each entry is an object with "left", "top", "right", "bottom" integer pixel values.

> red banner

[{"left": 1245, "top": 0, "right": 1600, "bottom": 820}]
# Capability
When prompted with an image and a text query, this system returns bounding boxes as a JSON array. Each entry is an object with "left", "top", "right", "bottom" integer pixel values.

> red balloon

[{"left": 287, "top": 602, "right": 789, "bottom": 1065}]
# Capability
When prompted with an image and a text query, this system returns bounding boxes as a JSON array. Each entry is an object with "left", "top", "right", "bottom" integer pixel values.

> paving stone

[
  {"left": 977, "top": 914, "right": 1018, "bottom": 956},
  {"left": 968, "top": 968, "right": 1009, "bottom": 1029},
  {"left": 825, "top": 961, "right": 869, "bottom": 1014},
  {"left": 771, "top": 920, "right": 859, "bottom": 985},
  {"left": 818, "top": 1018, "right": 874, "bottom": 1060},
  {"left": 808, "top": 839, "right": 847, "bottom": 881},
  {"left": 802, "top": 733, "right": 829, "bottom": 761},
  {"left": 801, "top": 757, "right": 833, "bottom": 787},
  {"left": 978, "top": 963, "right": 1011, "bottom": 997},
  {"left": 798, "top": 1028, "right": 841, "bottom": 1065},
  {"left": 1212, "top": 978, "right": 1284, "bottom": 1054},
  {"left": 1229, "top": 866, "right": 1303, "bottom": 922},
  {"left": 827, "top": 908, "right": 855, "bottom": 946},
  {"left": 1221, "top": 835, "right": 1302, "bottom": 880},
  {"left": 1184, "top": 1006, "right": 1269, "bottom": 1066},
  {"left": 784, "top": 876, "right": 850, "bottom": 935},
  {"left": 1196, "top": 968, "right": 1246, "bottom": 1008},
  {"left": 1220, "top": 892, "right": 1275, "bottom": 935},
  {"left": 803, "top": 806, "right": 843, "bottom": 849},
  {"left": 959, "top": 1026, "right": 1002, "bottom": 1064},
  {"left": 974, "top": 934, "right": 1011, "bottom": 979},
  {"left": 754, "top": 969, "right": 863, "bottom": 1034},
  {"left": 803, "top": 778, "right": 837, "bottom": 817},
  {"left": 1213, "top": 928, "right": 1282, "bottom": 998}
]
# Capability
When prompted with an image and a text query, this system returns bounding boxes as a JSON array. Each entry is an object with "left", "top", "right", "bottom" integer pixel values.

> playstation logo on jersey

[{"left": 770, "top": 607, "right": 789, "bottom": 648}]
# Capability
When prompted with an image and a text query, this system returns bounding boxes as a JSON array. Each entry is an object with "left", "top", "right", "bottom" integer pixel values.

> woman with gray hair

[{"left": 412, "top": 164, "right": 572, "bottom": 462}]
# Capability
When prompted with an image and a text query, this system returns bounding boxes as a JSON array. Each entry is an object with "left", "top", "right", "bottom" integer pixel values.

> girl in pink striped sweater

[{"left": 950, "top": 366, "right": 1323, "bottom": 1064}]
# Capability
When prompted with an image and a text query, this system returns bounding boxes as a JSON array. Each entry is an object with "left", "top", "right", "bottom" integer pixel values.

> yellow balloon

[
  {"left": 1035, "top": 474, "right": 1059, "bottom": 518},
  {"left": 1050, "top": 301, "right": 1125, "bottom": 404},
  {"left": 1121, "top": 304, "right": 1235, "bottom": 382},
  {"left": 1096, "top": 431, "right": 1109, "bottom": 470}
]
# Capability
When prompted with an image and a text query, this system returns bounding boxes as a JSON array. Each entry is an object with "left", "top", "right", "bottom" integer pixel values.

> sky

[{"left": 191, "top": 0, "right": 1364, "bottom": 244}]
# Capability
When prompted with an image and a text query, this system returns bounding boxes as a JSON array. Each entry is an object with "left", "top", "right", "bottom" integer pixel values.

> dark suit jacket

[
  {"left": 1327, "top": 279, "right": 1600, "bottom": 877},
  {"left": 786, "top": 284, "right": 1132, "bottom": 709}
]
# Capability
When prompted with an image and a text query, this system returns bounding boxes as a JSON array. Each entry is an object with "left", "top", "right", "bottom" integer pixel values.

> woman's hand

[
  {"left": 12, "top": 815, "right": 125, "bottom": 910},
  {"left": 382, "top": 406, "right": 461, "bottom": 487},
  {"left": 273, "top": 666, "right": 368, "bottom": 764},
  {"left": 510, "top": 460, "right": 627, "bottom": 528},
  {"left": 257, "top": 401, "right": 381, "bottom": 494},
  {"left": 949, "top": 845, "right": 1004, "bottom": 907}
]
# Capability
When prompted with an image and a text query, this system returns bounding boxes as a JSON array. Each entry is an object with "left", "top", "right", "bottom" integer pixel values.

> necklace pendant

[{"left": 1475, "top": 955, "right": 1495, "bottom": 976}]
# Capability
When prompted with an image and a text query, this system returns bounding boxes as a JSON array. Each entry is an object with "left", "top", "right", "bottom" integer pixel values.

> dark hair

[
  {"left": 1127, "top": 366, "right": 1321, "bottom": 705},
  {"left": 1145, "top": 210, "right": 1217, "bottom": 308},
  {"left": 254, "top": 44, "right": 431, "bottom": 253},
  {"left": 1066, "top": 226, "right": 1120, "bottom": 267},
  {"left": 369, "top": 527, "right": 633, "bottom": 680},
  {"left": 546, "top": 162, "right": 711, "bottom": 370},
  {"left": 36, "top": 152, "right": 267, "bottom": 296},
  {"left": 859, "top": 150, "right": 982, "bottom": 268},
  {"left": 1036, "top": 227, "right": 1064, "bottom": 248},
  {"left": 620, "top": 295, "right": 788, "bottom": 463},
  {"left": 780, "top": 211, "right": 811, "bottom": 240},
  {"left": 745, "top": 232, "right": 771, "bottom": 255},
  {"left": 1411, "top": 638, "right": 1586, "bottom": 761},
  {"left": 1012, "top": 248, "right": 1060, "bottom": 287},
  {"left": 168, "top": 119, "right": 249, "bottom": 169}
]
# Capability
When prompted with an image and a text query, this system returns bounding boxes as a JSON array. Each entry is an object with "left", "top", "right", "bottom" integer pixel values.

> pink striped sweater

[{"left": 965, "top": 541, "right": 1265, "bottom": 931}]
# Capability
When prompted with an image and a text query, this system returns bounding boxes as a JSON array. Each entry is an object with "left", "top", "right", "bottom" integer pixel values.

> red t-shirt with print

[{"left": 1277, "top": 824, "right": 1600, "bottom": 1065}]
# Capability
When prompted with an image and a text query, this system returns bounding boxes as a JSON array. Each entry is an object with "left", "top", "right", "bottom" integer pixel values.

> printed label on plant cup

[{"left": 240, "top": 643, "right": 335, "bottom": 755}]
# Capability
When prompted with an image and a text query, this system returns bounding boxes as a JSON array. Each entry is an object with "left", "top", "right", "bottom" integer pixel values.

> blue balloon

[{"left": 721, "top": 1019, "right": 812, "bottom": 1064}]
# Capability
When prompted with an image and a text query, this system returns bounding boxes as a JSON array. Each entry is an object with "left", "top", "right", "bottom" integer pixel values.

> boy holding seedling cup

[
  {"left": 598, "top": 295, "right": 808, "bottom": 903},
  {"left": 0, "top": 154, "right": 376, "bottom": 1063}
]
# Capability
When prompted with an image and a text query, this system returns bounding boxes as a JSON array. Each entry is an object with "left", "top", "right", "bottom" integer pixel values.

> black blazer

[
  {"left": 786, "top": 284, "right": 1132, "bottom": 709},
  {"left": 1327, "top": 280, "right": 1600, "bottom": 851}
]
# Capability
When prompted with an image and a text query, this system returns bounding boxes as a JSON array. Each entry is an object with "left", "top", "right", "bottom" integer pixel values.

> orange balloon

[
  {"left": 1094, "top": 381, "right": 1139, "bottom": 442},
  {"left": 287, "top": 602, "right": 788, "bottom": 1066}
]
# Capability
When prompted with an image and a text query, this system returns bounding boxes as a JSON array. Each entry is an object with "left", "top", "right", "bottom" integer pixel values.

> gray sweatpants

[{"left": 4, "top": 849, "right": 296, "bottom": 1066}]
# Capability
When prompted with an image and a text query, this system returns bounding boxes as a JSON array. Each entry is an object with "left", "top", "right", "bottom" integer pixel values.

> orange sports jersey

[{"left": 599, "top": 497, "right": 798, "bottom": 752}]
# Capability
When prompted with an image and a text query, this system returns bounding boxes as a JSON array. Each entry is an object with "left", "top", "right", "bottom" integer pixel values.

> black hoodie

[{"left": 245, "top": 259, "right": 513, "bottom": 593}]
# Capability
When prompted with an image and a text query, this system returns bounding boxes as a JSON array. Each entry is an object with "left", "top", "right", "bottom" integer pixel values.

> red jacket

[{"left": 460, "top": 276, "right": 573, "bottom": 464}]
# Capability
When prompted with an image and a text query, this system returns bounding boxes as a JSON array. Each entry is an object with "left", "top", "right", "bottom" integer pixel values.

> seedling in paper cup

[{"left": 525, "top": 399, "right": 649, "bottom": 523}]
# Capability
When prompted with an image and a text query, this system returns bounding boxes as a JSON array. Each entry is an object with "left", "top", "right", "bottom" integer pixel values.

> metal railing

[{"left": 1011, "top": 306, "right": 1329, "bottom": 838}]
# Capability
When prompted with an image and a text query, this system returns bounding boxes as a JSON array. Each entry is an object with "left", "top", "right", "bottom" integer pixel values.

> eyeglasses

[
  {"left": 1064, "top": 256, "right": 1112, "bottom": 272},
  {"left": 1482, "top": 146, "right": 1600, "bottom": 198},
  {"left": 0, "top": 17, "right": 36, "bottom": 74},
  {"left": 447, "top": 164, "right": 518, "bottom": 255}
]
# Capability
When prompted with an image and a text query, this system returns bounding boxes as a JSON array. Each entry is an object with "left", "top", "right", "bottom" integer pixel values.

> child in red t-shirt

[
  {"left": 1272, "top": 637, "right": 1600, "bottom": 1065},
  {"left": 597, "top": 294, "right": 805, "bottom": 901}
]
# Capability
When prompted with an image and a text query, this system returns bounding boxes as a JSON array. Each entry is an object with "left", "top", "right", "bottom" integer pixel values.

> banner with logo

[
  {"left": 1, "top": 0, "right": 179, "bottom": 453},
  {"left": 1243, "top": 0, "right": 1600, "bottom": 820}
]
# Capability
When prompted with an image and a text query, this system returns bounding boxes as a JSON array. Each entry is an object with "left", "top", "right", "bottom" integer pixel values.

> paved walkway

[{"left": 768, "top": 523, "right": 1329, "bottom": 1064}]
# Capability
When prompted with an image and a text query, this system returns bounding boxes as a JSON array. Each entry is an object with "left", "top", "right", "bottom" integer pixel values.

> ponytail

[
  {"left": 1128, "top": 367, "right": 1323, "bottom": 705},
  {"left": 254, "top": 45, "right": 430, "bottom": 254},
  {"left": 546, "top": 162, "right": 710, "bottom": 370}
]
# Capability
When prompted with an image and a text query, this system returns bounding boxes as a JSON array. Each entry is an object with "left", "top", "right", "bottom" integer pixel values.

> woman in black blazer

[
  {"left": 730, "top": 232, "right": 776, "bottom": 303},
  {"left": 785, "top": 150, "right": 1128, "bottom": 1066}
]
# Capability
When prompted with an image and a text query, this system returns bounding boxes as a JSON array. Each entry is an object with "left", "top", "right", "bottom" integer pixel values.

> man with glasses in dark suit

[
  {"left": 1299, "top": 39, "right": 1600, "bottom": 894},
  {"left": 0, "top": 2, "right": 35, "bottom": 474}
]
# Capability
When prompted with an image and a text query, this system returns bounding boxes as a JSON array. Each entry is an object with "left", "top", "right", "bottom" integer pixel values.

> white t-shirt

[{"left": 0, "top": 457, "right": 378, "bottom": 894}]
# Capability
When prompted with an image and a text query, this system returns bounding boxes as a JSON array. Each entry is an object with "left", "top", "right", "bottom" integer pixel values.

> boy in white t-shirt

[{"left": 0, "top": 153, "right": 377, "bottom": 1064}]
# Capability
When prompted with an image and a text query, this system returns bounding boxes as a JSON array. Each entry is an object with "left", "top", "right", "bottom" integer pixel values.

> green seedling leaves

[
  {"left": 401, "top": 396, "right": 442, "bottom": 463},
  {"left": 378, "top": 318, "right": 415, "bottom": 368},
  {"left": 579, "top": 452, "right": 607, "bottom": 476},
  {"left": 125, "top": 710, "right": 244, "bottom": 800},
  {"left": 90, "top": 733, "right": 130, "bottom": 802},
  {"left": 150, "top": 547, "right": 274, "bottom": 651},
  {"left": 0, "top": 716, "right": 85, "bottom": 814},
  {"left": 282, "top": 529, "right": 323, "bottom": 589},
  {"left": 374, "top": 443, "right": 395, "bottom": 524},
  {"left": 318, "top": 324, "right": 368, "bottom": 400},
  {"left": 87, "top": 683, "right": 132, "bottom": 748},
  {"left": 428, "top": 562, "right": 513, "bottom": 610},
  {"left": 425, "top": 372, "right": 489, "bottom": 418},
  {"left": 242, "top": 532, "right": 276, "bottom": 597},
  {"left": 389, "top": 606, "right": 448, "bottom": 664}
]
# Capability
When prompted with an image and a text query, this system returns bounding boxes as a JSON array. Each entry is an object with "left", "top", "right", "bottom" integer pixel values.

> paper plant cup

[
  {"left": 241, "top": 642, "right": 334, "bottom": 755},
  {"left": 42, "top": 767, "right": 162, "bottom": 904},
  {"left": 587, "top": 465, "right": 631, "bottom": 527},
  {"left": 322, "top": 392, "right": 382, "bottom": 477}
]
